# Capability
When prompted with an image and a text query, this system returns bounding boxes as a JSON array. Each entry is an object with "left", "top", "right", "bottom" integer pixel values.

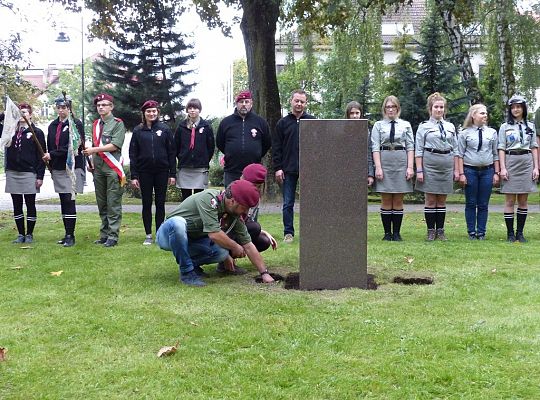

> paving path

[{"left": 3, "top": 171, "right": 540, "bottom": 214}]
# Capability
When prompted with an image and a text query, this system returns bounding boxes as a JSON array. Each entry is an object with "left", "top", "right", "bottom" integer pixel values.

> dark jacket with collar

[
  {"left": 272, "top": 112, "right": 316, "bottom": 174},
  {"left": 3, "top": 123, "right": 46, "bottom": 179},
  {"left": 175, "top": 118, "right": 215, "bottom": 169},
  {"left": 47, "top": 117, "right": 85, "bottom": 171},
  {"left": 129, "top": 121, "right": 176, "bottom": 180},
  {"left": 216, "top": 110, "right": 271, "bottom": 174}
]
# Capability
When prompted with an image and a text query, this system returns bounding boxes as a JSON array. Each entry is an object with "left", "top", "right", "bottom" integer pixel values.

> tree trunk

[
  {"left": 495, "top": 0, "right": 515, "bottom": 104},
  {"left": 437, "top": 6, "right": 483, "bottom": 104},
  {"left": 240, "top": 0, "right": 282, "bottom": 199}
]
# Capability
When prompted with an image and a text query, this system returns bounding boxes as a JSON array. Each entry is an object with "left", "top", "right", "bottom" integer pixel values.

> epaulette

[{"left": 114, "top": 117, "right": 123, "bottom": 122}]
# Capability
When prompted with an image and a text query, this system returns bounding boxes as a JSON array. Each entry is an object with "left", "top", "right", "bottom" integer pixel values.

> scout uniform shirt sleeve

[
  {"left": 415, "top": 123, "right": 427, "bottom": 156},
  {"left": 457, "top": 130, "right": 467, "bottom": 158},
  {"left": 490, "top": 128, "right": 499, "bottom": 161},
  {"left": 444, "top": 121, "right": 458, "bottom": 156},
  {"left": 371, "top": 121, "right": 382, "bottom": 152},
  {"left": 196, "top": 195, "right": 222, "bottom": 234},
  {"left": 497, "top": 123, "right": 507, "bottom": 150},
  {"left": 403, "top": 121, "right": 414, "bottom": 151}
]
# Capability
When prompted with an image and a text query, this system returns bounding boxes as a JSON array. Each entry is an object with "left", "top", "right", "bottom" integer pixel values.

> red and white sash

[{"left": 93, "top": 119, "right": 126, "bottom": 186}]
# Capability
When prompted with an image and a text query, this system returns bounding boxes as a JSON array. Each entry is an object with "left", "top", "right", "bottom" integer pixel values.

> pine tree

[
  {"left": 385, "top": 35, "right": 425, "bottom": 131},
  {"left": 91, "top": 1, "right": 194, "bottom": 130},
  {"left": 416, "top": 3, "right": 468, "bottom": 127}
]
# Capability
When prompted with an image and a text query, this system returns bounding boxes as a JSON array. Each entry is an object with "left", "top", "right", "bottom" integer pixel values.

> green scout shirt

[
  {"left": 167, "top": 189, "right": 252, "bottom": 245},
  {"left": 93, "top": 113, "right": 126, "bottom": 169}
]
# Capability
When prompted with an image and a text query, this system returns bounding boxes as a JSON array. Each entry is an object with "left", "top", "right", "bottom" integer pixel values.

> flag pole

[
  {"left": 20, "top": 114, "right": 51, "bottom": 173},
  {"left": 62, "top": 90, "right": 93, "bottom": 169}
]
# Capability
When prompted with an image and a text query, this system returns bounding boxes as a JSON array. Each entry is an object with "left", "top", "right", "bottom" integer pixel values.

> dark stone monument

[{"left": 299, "top": 119, "right": 368, "bottom": 290}]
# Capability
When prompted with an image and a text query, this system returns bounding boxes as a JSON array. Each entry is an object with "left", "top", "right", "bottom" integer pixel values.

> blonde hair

[
  {"left": 381, "top": 95, "right": 401, "bottom": 118},
  {"left": 427, "top": 92, "right": 447, "bottom": 117},
  {"left": 462, "top": 104, "right": 487, "bottom": 128}
]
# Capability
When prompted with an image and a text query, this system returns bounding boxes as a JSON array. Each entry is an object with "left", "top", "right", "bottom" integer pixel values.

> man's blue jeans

[
  {"left": 156, "top": 216, "right": 229, "bottom": 275},
  {"left": 464, "top": 165, "right": 494, "bottom": 236},
  {"left": 282, "top": 173, "right": 299, "bottom": 236}
]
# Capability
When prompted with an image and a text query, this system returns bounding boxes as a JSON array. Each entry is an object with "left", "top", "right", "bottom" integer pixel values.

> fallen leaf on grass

[
  {"left": 50, "top": 270, "right": 63, "bottom": 276},
  {"left": 404, "top": 256, "right": 414, "bottom": 264},
  {"left": 189, "top": 321, "right": 198, "bottom": 326},
  {"left": 0, "top": 347, "right": 7, "bottom": 361},
  {"left": 19, "top": 246, "right": 33, "bottom": 250},
  {"left": 9, "top": 266, "right": 24, "bottom": 270},
  {"left": 491, "top": 268, "right": 497, "bottom": 273},
  {"left": 157, "top": 341, "right": 179, "bottom": 357}
]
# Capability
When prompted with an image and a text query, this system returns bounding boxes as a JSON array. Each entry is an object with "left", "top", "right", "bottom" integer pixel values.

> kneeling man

[{"left": 156, "top": 180, "right": 275, "bottom": 286}]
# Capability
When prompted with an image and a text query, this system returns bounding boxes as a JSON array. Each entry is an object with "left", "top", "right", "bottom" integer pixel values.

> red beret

[
  {"left": 242, "top": 163, "right": 267, "bottom": 184},
  {"left": 141, "top": 100, "right": 159, "bottom": 111},
  {"left": 19, "top": 103, "right": 32, "bottom": 114},
  {"left": 235, "top": 90, "right": 252, "bottom": 103},
  {"left": 230, "top": 180, "right": 260, "bottom": 208},
  {"left": 93, "top": 93, "right": 114, "bottom": 105}
]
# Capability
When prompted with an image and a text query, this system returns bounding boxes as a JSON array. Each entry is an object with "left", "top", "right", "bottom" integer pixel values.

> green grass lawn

[{"left": 2, "top": 211, "right": 540, "bottom": 399}]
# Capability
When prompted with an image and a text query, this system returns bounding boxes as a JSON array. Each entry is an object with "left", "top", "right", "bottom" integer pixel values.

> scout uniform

[
  {"left": 498, "top": 95, "right": 538, "bottom": 242},
  {"left": 371, "top": 118, "right": 415, "bottom": 193},
  {"left": 3, "top": 104, "right": 46, "bottom": 243},
  {"left": 415, "top": 117, "right": 457, "bottom": 240},
  {"left": 371, "top": 117, "right": 414, "bottom": 240},
  {"left": 92, "top": 94, "right": 126, "bottom": 245},
  {"left": 457, "top": 125, "right": 499, "bottom": 239},
  {"left": 47, "top": 96, "right": 85, "bottom": 247},
  {"left": 156, "top": 180, "right": 260, "bottom": 286},
  {"left": 415, "top": 118, "right": 457, "bottom": 194}
]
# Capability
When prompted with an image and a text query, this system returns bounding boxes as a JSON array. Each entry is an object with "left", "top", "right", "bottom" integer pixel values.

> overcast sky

[{"left": 1, "top": 0, "right": 245, "bottom": 117}]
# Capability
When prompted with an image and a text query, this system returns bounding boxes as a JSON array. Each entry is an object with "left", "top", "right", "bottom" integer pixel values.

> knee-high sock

[
  {"left": 60, "top": 193, "right": 76, "bottom": 236},
  {"left": 424, "top": 207, "right": 436, "bottom": 229},
  {"left": 11, "top": 194, "right": 25, "bottom": 235},
  {"left": 392, "top": 209, "right": 404, "bottom": 234},
  {"left": 24, "top": 194, "right": 36, "bottom": 235},
  {"left": 435, "top": 207, "right": 446, "bottom": 229},
  {"left": 504, "top": 212, "right": 514, "bottom": 234},
  {"left": 380, "top": 208, "right": 392, "bottom": 234},
  {"left": 516, "top": 208, "right": 528, "bottom": 234}
]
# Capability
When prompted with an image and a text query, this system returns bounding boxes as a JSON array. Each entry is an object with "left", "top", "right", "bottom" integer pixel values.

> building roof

[{"left": 381, "top": 0, "right": 427, "bottom": 45}]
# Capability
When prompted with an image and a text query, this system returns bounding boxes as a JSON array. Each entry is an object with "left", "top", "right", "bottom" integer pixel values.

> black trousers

[{"left": 139, "top": 170, "right": 169, "bottom": 235}]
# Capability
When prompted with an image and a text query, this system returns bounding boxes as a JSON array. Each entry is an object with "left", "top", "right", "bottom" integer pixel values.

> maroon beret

[
  {"left": 93, "top": 93, "right": 114, "bottom": 105},
  {"left": 242, "top": 163, "right": 267, "bottom": 184},
  {"left": 141, "top": 100, "right": 159, "bottom": 111},
  {"left": 19, "top": 103, "right": 32, "bottom": 114},
  {"left": 235, "top": 90, "right": 252, "bottom": 103},
  {"left": 230, "top": 180, "right": 260, "bottom": 208}
]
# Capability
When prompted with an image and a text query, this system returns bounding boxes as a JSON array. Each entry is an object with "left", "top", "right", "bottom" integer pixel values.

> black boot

[{"left": 63, "top": 235, "right": 75, "bottom": 247}]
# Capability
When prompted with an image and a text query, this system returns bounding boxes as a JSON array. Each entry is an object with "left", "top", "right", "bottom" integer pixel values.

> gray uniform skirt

[
  {"left": 5, "top": 170, "right": 40, "bottom": 194},
  {"left": 176, "top": 168, "right": 209, "bottom": 189},
  {"left": 375, "top": 150, "right": 413, "bottom": 193},
  {"left": 415, "top": 151, "right": 454, "bottom": 194},
  {"left": 500, "top": 153, "right": 537, "bottom": 194},
  {"left": 52, "top": 168, "right": 85, "bottom": 194}
]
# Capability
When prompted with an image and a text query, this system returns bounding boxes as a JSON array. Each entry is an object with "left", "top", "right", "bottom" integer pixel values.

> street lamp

[{"left": 55, "top": 15, "right": 85, "bottom": 128}]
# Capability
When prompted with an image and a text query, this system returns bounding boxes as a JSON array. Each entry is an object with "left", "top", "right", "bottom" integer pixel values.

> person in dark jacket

[
  {"left": 42, "top": 95, "right": 85, "bottom": 247},
  {"left": 216, "top": 90, "right": 271, "bottom": 186},
  {"left": 2, "top": 103, "right": 46, "bottom": 244},
  {"left": 175, "top": 98, "right": 215, "bottom": 200},
  {"left": 272, "top": 89, "right": 316, "bottom": 243},
  {"left": 129, "top": 100, "right": 176, "bottom": 245}
]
